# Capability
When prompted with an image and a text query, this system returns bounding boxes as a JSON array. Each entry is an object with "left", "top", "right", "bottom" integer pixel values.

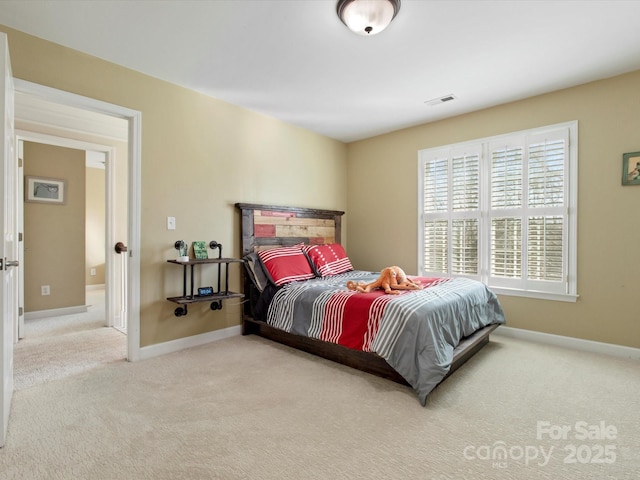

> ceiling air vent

[{"left": 424, "top": 94, "right": 457, "bottom": 107}]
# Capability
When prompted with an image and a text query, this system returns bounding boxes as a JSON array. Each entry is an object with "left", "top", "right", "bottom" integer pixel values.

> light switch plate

[{"left": 167, "top": 216, "right": 176, "bottom": 230}]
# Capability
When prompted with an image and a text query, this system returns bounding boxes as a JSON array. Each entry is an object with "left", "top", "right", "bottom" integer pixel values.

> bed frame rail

[{"left": 244, "top": 315, "right": 498, "bottom": 386}]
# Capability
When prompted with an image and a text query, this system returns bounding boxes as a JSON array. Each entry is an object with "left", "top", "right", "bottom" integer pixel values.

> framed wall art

[
  {"left": 25, "top": 176, "right": 66, "bottom": 204},
  {"left": 622, "top": 151, "right": 640, "bottom": 186}
]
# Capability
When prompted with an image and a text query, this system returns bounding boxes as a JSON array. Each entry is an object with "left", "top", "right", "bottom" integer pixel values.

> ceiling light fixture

[{"left": 337, "top": 0, "right": 401, "bottom": 36}]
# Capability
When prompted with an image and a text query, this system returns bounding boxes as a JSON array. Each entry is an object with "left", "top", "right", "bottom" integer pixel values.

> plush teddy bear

[{"left": 346, "top": 266, "right": 422, "bottom": 295}]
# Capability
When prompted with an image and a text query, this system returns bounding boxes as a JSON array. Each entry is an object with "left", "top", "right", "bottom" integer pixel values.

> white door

[
  {"left": 13, "top": 79, "right": 142, "bottom": 363},
  {"left": 0, "top": 32, "right": 17, "bottom": 448}
]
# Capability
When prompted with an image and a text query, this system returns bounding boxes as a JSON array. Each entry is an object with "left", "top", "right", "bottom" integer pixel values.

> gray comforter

[{"left": 267, "top": 271, "right": 506, "bottom": 404}]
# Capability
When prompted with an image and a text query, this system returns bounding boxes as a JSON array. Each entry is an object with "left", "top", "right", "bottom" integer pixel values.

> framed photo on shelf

[
  {"left": 25, "top": 176, "right": 66, "bottom": 204},
  {"left": 622, "top": 151, "right": 640, "bottom": 185},
  {"left": 192, "top": 241, "right": 208, "bottom": 259}
]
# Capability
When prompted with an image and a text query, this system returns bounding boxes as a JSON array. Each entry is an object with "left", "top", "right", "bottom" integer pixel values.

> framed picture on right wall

[{"left": 622, "top": 151, "right": 640, "bottom": 185}]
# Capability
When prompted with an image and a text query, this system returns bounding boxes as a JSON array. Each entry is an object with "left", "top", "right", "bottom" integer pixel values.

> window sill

[{"left": 490, "top": 287, "right": 579, "bottom": 303}]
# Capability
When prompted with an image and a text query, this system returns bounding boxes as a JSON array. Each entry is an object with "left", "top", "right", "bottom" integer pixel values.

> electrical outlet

[
  {"left": 90, "top": 268, "right": 96, "bottom": 276},
  {"left": 41, "top": 285, "right": 50, "bottom": 296},
  {"left": 167, "top": 216, "right": 176, "bottom": 230}
]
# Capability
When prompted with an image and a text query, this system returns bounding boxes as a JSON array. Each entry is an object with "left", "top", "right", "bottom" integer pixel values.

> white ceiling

[{"left": 1, "top": 0, "right": 640, "bottom": 143}]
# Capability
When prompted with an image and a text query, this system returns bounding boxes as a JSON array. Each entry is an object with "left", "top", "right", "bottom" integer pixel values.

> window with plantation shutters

[
  {"left": 421, "top": 147, "right": 481, "bottom": 279},
  {"left": 418, "top": 122, "right": 578, "bottom": 302}
]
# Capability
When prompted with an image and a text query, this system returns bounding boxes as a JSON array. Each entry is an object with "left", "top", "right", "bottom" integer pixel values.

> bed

[{"left": 235, "top": 203, "right": 505, "bottom": 404}]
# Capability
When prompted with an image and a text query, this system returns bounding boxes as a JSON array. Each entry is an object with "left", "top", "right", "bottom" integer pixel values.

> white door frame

[{"left": 13, "top": 79, "right": 142, "bottom": 362}]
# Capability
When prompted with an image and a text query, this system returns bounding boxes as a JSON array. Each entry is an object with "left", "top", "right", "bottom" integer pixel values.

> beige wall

[
  {"left": 85, "top": 165, "right": 105, "bottom": 285},
  {"left": 5, "top": 24, "right": 638, "bottom": 350},
  {"left": 0, "top": 26, "right": 348, "bottom": 346},
  {"left": 23, "top": 142, "right": 86, "bottom": 312},
  {"left": 346, "top": 70, "right": 640, "bottom": 349}
]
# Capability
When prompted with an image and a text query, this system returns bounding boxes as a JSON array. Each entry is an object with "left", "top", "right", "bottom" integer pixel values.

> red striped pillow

[
  {"left": 258, "top": 245, "right": 316, "bottom": 286},
  {"left": 303, "top": 243, "right": 353, "bottom": 277}
]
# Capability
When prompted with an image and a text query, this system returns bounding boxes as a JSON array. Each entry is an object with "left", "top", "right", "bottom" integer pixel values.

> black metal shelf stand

[{"left": 167, "top": 241, "right": 243, "bottom": 317}]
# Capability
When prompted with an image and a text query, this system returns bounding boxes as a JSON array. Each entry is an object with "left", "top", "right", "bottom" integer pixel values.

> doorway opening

[
  {"left": 12, "top": 80, "right": 142, "bottom": 392},
  {"left": 15, "top": 136, "right": 127, "bottom": 390}
]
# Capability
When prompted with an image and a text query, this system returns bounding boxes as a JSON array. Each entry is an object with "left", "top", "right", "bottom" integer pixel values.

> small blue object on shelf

[{"left": 198, "top": 286, "right": 214, "bottom": 297}]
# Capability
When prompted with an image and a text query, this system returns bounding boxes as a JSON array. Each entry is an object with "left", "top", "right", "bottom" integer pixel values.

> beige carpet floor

[
  {"left": 13, "top": 288, "right": 126, "bottom": 390},
  {"left": 1, "top": 330, "right": 638, "bottom": 479}
]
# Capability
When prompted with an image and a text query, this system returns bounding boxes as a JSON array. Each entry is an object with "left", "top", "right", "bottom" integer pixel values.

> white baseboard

[
  {"left": 138, "top": 325, "right": 242, "bottom": 361},
  {"left": 25, "top": 305, "right": 88, "bottom": 320},
  {"left": 137, "top": 324, "right": 640, "bottom": 363},
  {"left": 86, "top": 284, "right": 106, "bottom": 291},
  {"left": 494, "top": 326, "right": 640, "bottom": 361}
]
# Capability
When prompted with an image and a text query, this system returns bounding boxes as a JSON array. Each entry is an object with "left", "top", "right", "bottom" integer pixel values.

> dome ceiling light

[{"left": 336, "top": 0, "right": 401, "bottom": 36}]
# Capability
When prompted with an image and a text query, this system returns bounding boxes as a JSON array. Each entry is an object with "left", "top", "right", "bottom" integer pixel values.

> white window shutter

[
  {"left": 527, "top": 215, "right": 563, "bottom": 281},
  {"left": 423, "top": 156, "right": 448, "bottom": 213},
  {"left": 452, "top": 218, "right": 479, "bottom": 275},
  {"left": 528, "top": 136, "right": 565, "bottom": 208},
  {"left": 423, "top": 220, "right": 448, "bottom": 273},
  {"left": 491, "top": 143, "right": 523, "bottom": 210},
  {"left": 491, "top": 217, "right": 522, "bottom": 278},
  {"left": 452, "top": 153, "right": 479, "bottom": 211},
  {"left": 418, "top": 121, "right": 576, "bottom": 300}
]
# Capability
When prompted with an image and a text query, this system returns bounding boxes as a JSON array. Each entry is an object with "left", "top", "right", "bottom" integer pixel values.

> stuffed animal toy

[{"left": 346, "top": 266, "right": 422, "bottom": 295}]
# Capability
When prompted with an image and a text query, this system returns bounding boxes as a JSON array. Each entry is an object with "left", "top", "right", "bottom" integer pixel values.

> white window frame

[{"left": 418, "top": 121, "right": 578, "bottom": 302}]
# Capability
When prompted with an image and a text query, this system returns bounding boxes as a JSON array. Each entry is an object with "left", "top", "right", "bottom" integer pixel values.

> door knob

[
  {"left": 0, "top": 259, "right": 19, "bottom": 270},
  {"left": 115, "top": 242, "right": 128, "bottom": 254}
]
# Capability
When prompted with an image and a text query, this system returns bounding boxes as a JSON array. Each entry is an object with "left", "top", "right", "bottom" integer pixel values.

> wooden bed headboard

[{"left": 235, "top": 203, "right": 345, "bottom": 256}]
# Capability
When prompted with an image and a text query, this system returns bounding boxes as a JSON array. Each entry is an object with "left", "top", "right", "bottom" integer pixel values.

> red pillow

[
  {"left": 303, "top": 243, "right": 353, "bottom": 277},
  {"left": 258, "top": 245, "right": 316, "bottom": 286}
]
